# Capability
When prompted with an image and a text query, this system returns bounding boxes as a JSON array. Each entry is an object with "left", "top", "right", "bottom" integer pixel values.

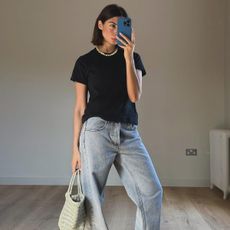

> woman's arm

[
  {"left": 116, "top": 31, "right": 143, "bottom": 102},
  {"left": 125, "top": 58, "right": 143, "bottom": 102},
  {"left": 71, "top": 82, "right": 87, "bottom": 173}
]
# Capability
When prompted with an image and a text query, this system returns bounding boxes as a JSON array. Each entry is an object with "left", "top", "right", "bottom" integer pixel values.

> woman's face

[{"left": 98, "top": 16, "right": 119, "bottom": 45}]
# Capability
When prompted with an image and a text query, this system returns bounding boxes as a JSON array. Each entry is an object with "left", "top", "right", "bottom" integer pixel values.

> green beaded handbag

[{"left": 58, "top": 169, "right": 86, "bottom": 230}]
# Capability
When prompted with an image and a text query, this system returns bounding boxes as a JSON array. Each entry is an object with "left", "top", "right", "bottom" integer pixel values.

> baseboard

[{"left": 0, "top": 176, "right": 210, "bottom": 187}]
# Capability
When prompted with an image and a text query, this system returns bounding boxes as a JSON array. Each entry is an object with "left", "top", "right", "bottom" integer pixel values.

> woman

[{"left": 70, "top": 4, "right": 163, "bottom": 230}]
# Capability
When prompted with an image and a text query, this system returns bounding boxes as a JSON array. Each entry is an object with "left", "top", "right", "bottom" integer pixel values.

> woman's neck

[{"left": 96, "top": 44, "right": 117, "bottom": 54}]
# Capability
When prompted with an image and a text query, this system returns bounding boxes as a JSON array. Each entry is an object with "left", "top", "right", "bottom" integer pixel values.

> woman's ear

[{"left": 98, "top": 20, "right": 103, "bottom": 30}]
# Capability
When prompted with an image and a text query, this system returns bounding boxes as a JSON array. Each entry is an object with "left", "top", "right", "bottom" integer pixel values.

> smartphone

[{"left": 116, "top": 17, "right": 132, "bottom": 46}]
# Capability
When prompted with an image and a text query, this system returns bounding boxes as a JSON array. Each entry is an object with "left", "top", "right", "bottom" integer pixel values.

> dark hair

[{"left": 91, "top": 4, "right": 128, "bottom": 46}]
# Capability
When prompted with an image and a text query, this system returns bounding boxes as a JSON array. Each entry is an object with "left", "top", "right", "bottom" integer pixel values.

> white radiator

[{"left": 209, "top": 129, "right": 230, "bottom": 199}]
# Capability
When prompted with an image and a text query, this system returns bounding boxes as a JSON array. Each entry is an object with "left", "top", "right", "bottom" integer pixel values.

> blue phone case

[{"left": 116, "top": 17, "right": 132, "bottom": 46}]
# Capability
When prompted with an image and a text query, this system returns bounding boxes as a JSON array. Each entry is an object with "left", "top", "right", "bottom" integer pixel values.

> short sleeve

[
  {"left": 134, "top": 52, "right": 146, "bottom": 77},
  {"left": 70, "top": 57, "right": 88, "bottom": 85}
]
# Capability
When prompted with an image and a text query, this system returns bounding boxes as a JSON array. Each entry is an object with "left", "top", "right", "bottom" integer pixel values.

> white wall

[
  {"left": 226, "top": 0, "right": 230, "bottom": 127},
  {"left": 0, "top": 0, "right": 227, "bottom": 186}
]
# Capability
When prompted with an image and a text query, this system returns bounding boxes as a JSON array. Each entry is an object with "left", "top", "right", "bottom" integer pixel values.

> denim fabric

[{"left": 79, "top": 116, "right": 163, "bottom": 230}]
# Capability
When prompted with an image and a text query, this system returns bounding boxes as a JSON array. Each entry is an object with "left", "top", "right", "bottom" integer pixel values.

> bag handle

[{"left": 67, "top": 169, "right": 83, "bottom": 195}]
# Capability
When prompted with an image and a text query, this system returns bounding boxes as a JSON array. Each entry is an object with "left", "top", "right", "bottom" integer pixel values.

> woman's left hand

[{"left": 116, "top": 28, "right": 135, "bottom": 61}]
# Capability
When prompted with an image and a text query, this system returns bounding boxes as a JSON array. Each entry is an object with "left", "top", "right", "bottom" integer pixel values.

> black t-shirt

[{"left": 70, "top": 45, "right": 146, "bottom": 125}]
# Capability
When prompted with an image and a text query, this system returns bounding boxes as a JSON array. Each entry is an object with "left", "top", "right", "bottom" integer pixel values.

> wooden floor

[{"left": 0, "top": 185, "right": 229, "bottom": 230}]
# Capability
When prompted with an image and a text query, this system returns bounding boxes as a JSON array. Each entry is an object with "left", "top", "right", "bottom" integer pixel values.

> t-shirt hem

[{"left": 82, "top": 114, "right": 138, "bottom": 126}]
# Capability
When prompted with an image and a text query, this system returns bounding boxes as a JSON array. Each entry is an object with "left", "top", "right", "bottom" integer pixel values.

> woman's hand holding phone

[{"left": 116, "top": 29, "right": 136, "bottom": 61}]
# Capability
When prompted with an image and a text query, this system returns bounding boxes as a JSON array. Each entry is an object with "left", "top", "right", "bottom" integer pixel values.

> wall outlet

[{"left": 186, "top": 148, "right": 197, "bottom": 156}]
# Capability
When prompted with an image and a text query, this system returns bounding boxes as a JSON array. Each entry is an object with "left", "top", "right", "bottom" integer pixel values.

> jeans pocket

[{"left": 85, "top": 116, "right": 107, "bottom": 132}]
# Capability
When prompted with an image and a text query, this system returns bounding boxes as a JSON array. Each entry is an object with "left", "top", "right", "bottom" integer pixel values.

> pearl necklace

[{"left": 95, "top": 46, "right": 118, "bottom": 56}]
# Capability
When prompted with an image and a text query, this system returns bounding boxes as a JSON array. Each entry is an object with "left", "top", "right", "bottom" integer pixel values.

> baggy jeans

[{"left": 79, "top": 116, "right": 163, "bottom": 230}]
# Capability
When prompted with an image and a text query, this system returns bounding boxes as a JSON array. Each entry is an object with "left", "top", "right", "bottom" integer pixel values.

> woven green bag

[{"left": 58, "top": 169, "right": 86, "bottom": 230}]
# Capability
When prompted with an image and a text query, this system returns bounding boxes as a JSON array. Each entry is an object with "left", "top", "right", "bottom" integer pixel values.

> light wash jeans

[{"left": 79, "top": 116, "right": 163, "bottom": 230}]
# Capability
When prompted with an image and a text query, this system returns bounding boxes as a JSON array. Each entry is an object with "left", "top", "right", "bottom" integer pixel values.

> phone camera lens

[{"left": 123, "top": 20, "right": 130, "bottom": 26}]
